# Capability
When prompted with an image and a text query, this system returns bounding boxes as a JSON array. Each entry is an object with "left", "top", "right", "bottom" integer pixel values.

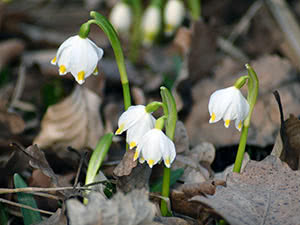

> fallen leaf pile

[
  {"left": 67, "top": 189, "right": 156, "bottom": 225},
  {"left": 34, "top": 86, "right": 104, "bottom": 152},
  {"left": 191, "top": 155, "right": 300, "bottom": 225}
]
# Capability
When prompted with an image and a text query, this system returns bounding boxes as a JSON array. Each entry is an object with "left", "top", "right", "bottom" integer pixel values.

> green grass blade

[
  {"left": 150, "top": 168, "right": 184, "bottom": 193},
  {"left": 14, "top": 174, "right": 42, "bottom": 225},
  {"left": 0, "top": 202, "right": 8, "bottom": 225}
]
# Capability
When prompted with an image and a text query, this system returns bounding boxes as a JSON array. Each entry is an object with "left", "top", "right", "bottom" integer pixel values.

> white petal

[
  {"left": 208, "top": 87, "right": 233, "bottom": 123},
  {"left": 138, "top": 129, "right": 162, "bottom": 168},
  {"left": 117, "top": 105, "right": 147, "bottom": 133},
  {"left": 56, "top": 36, "right": 76, "bottom": 61},
  {"left": 160, "top": 134, "right": 176, "bottom": 168},
  {"left": 126, "top": 113, "right": 155, "bottom": 148},
  {"left": 87, "top": 38, "right": 104, "bottom": 60},
  {"left": 69, "top": 36, "right": 99, "bottom": 79}
]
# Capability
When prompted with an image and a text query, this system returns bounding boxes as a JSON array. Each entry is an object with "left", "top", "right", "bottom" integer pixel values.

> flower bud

[
  {"left": 142, "top": 6, "right": 161, "bottom": 46},
  {"left": 109, "top": 2, "right": 132, "bottom": 33},
  {"left": 164, "top": 0, "right": 185, "bottom": 36}
]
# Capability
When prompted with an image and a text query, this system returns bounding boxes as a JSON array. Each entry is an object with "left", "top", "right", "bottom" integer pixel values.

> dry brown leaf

[
  {"left": 174, "top": 120, "right": 189, "bottom": 154},
  {"left": 170, "top": 180, "right": 225, "bottom": 218},
  {"left": 273, "top": 91, "right": 300, "bottom": 169},
  {"left": 34, "top": 86, "right": 104, "bottom": 151},
  {"left": 191, "top": 155, "right": 300, "bottom": 225},
  {"left": 155, "top": 216, "right": 192, "bottom": 225},
  {"left": 36, "top": 208, "right": 67, "bottom": 225},
  {"left": 67, "top": 189, "right": 156, "bottom": 225},
  {"left": 188, "top": 143, "right": 216, "bottom": 165},
  {"left": 0, "top": 39, "right": 25, "bottom": 70},
  {"left": 115, "top": 162, "right": 152, "bottom": 193},
  {"left": 188, "top": 21, "right": 217, "bottom": 82},
  {"left": 113, "top": 149, "right": 138, "bottom": 177},
  {"left": 0, "top": 110, "right": 25, "bottom": 134}
]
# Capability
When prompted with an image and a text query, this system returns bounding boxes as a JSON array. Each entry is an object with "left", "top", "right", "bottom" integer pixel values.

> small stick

[
  {"left": 0, "top": 186, "right": 92, "bottom": 194},
  {"left": 0, "top": 198, "right": 54, "bottom": 215}
]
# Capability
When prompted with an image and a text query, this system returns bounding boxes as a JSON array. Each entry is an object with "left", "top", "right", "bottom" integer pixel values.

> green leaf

[
  {"left": 160, "top": 86, "right": 177, "bottom": 140},
  {"left": 0, "top": 203, "right": 8, "bottom": 225},
  {"left": 14, "top": 174, "right": 42, "bottom": 225},
  {"left": 85, "top": 133, "right": 113, "bottom": 186},
  {"left": 150, "top": 168, "right": 184, "bottom": 193}
]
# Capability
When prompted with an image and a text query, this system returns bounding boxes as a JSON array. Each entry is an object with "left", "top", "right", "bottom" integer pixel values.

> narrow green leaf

[
  {"left": 150, "top": 168, "right": 184, "bottom": 193},
  {"left": 14, "top": 174, "right": 42, "bottom": 225},
  {"left": 85, "top": 133, "right": 113, "bottom": 186},
  {"left": 160, "top": 86, "right": 177, "bottom": 140},
  {"left": 0, "top": 203, "right": 8, "bottom": 225}
]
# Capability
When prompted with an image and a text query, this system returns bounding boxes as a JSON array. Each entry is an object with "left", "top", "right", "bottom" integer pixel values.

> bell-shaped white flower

[
  {"left": 142, "top": 6, "right": 161, "bottom": 46},
  {"left": 135, "top": 129, "right": 176, "bottom": 168},
  {"left": 51, "top": 35, "right": 104, "bottom": 85},
  {"left": 115, "top": 105, "right": 156, "bottom": 149},
  {"left": 109, "top": 2, "right": 132, "bottom": 33},
  {"left": 208, "top": 86, "right": 250, "bottom": 131},
  {"left": 164, "top": 0, "right": 185, "bottom": 36}
]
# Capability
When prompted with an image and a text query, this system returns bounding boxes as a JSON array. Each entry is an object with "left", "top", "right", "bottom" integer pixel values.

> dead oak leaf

[
  {"left": 191, "top": 156, "right": 300, "bottom": 225},
  {"left": 67, "top": 189, "right": 156, "bottom": 225},
  {"left": 34, "top": 86, "right": 104, "bottom": 151}
]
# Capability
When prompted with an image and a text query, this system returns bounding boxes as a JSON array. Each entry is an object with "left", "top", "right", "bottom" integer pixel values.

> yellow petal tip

[
  {"left": 130, "top": 142, "right": 137, "bottom": 149},
  {"left": 133, "top": 150, "right": 139, "bottom": 161},
  {"left": 225, "top": 119, "right": 230, "bottom": 128},
  {"left": 210, "top": 112, "right": 216, "bottom": 123},
  {"left": 115, "top": 124, "right": 125, "bottom": 135},
  {"left": 59, "top": 65, "right": 66, "bottom": 74},
  {"left": 148, "top": 159, "right": 154, "bottom": 168},
  {"left": 51, "top": 56, "right": 57, "bottom": 64},
  {"left": 77, "top": 71, "right": 85, "bottom": 81}
]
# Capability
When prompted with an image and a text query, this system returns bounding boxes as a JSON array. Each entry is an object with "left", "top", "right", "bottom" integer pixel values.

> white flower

[
  {"left": 135, "top": 128, "right": 176, "bottom": 168},
  {"left": 51, "top": 35, "right": 104, "bottom": 85},
  {"left": 115, "top": 105, "right": 156, "bottom": 149},
  {"left": 142, "top": 6, "right": 161, "bottom": 46},
  {"left": 208, "top": 86, "right": 250, "bottom": 131},
  {"left": 164, "top": 0, "right": 185, "bottom": 36},
  {"left": 109, "top": 2, "right": 132, "bottom": 33}
]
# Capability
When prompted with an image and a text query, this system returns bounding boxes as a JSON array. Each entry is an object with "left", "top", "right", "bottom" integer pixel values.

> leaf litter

[{"left": 191, "top": 156, "right": 300, "bottom": 225}]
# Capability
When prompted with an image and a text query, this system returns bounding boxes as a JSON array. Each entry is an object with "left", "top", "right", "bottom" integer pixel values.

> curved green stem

[
  {"left": 86, "top": 11, "right": 132, "bottom": 110},
  {"left": 188, "top": 0, "right": 201, "bottom": 20},
  {"left": 129, "top": 0, "right": 142, "bottom": 63},
  {"left": 160, "top": 86, "right": 177, "bottom": 216},
  {"left": 233, "top": 64, "right": 259, "bottom": 173}
]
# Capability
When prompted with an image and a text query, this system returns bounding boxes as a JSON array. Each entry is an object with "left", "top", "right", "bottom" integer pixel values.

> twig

[
  {"left": 217, "top": 37, "right": 249, "bottom": 63},
  {"left": 0, "top": 198, "right": 54, "bottom": 215},
  {"left": 73, "top": 151, "right": 87, "bottom": 188},
  {"left": 265, "top": 0, "right": 300, "bottom": 70},
  {"left": 30, "top": 192, "right": 61, "bottom": 201},
  {"left": 0, "top": 186, "right": 92, "bottom": 195},
  {"left": 229, "top": 0, "right": 263, "bottom": 42}
]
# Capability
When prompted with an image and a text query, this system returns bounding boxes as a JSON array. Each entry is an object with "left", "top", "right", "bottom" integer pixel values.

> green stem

[
  {"left": 233, "top": 64, "right": 259, "bottom": 173},
  {"left": 129, "top": 0, "right": 142, "bottom": 63},
  {"left": 232, "top": 125, "right": 249, "bottom": 172},
  {"left": 160, "top": 87, "right": 177, "bottom": 216},
  {"left": 188, "top": 0, "right": 201, "bottom": 20},
  {"left": 87, "top": 11, "right": 132, "bottom": 110}
]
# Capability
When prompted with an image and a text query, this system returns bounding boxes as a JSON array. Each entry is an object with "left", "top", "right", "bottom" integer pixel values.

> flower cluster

[
  {"left": 115, "top": 105, "right": 176, "bottom": 168},
  {"left": 208, "top": 86, "right": 249, "bottom": 131},
  {"left": 51, "top": 35, "right": 103, "bottom": 85}
]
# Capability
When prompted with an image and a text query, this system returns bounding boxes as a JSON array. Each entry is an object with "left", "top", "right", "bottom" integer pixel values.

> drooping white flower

[
  {"left": 208, "top": 86, "right": 250, "bottom": 131},
  {"left": 141, "top": 6, "right": 161, "bottom": 46},
  {"left": 134, "top": 128, "right": 176, "bottom": 168},
  {"left": 115, "top": 105, "right": 156, "bottom": 149},
  {"left": 51, "top": 35, "right": 104, "bottom": 85},
  {"left": 109, "top": 2, "right": 132, "bottom": 33},
  {"left": 164, "top": 0, "right": 185, "bottom": 36}
]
